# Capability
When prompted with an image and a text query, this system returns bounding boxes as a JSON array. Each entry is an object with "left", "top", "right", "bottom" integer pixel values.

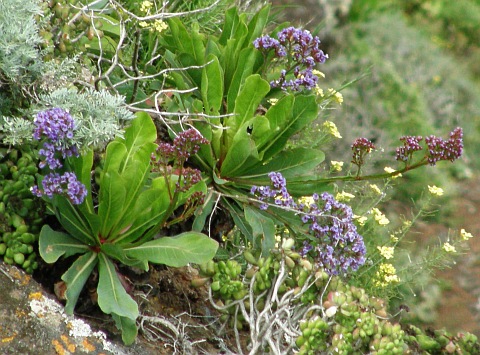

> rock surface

[{"left": 0, "top": 262, "right": 155, "bottom": 355}]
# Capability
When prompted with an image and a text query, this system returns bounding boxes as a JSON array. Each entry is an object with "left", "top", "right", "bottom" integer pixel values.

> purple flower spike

[{"left": 250, "top": 172, "right": 366, "bottom": 275}]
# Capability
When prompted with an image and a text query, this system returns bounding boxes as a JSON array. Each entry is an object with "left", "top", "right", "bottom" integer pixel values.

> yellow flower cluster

[
  {"left": 377, "top": 246, "right": 394, "bottom": 259},
  {"left": 369, "top": 184, "right": 382, "bottom": 195},
  {"left": 140, "top": 0, "right": 153, "bottom": 13},
  {"left": 374, "top": 263, "right": 400, "bottom": 287},
  {"left": 322, "top": 121, "right": 342, "bottom": 139},
  {"left": 353, "top": 215, "right": 368, "bottom": 226},
  {"left": 371, "top": 207, "right": 390, "bottom": 226},
  {"left": 327, "top": 88, "right": 343, "bottom": 104},
  {"left": 442, "top": 242, "right": 456, "bottom": 253},
  {"left": 428, "top": 185, "right": 444, "bottom": 196},
  {"left": 330, "top": 160, "right": 343, "bottom": 172},
  {"left": 298, "top": 195, "right": 315, "bottom": 207},
  {"left": 335, "top": 191, "right": 355, "bottom": 202},
  {"left": 460, "top": 229, "right": 473, "bottom": 240}
]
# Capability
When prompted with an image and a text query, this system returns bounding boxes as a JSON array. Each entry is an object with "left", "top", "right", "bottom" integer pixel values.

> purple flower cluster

[
  {"left": 33, "top": 108, "right": 79, "bottom": 170},
  {"left": 425, "top": 127, "right": 463, "bottom": 166},
  {"left": 351, "top": 138, "right": 376, "bottom": 168},
  {"left": 31, "top": 172, "right": 87, "bottom": 205},
  {"left": 395, "top": 135, "right": 423, "bottom": 163},
  {"left": 394, "top": 128, "right": 463, "bottom": 166},
  {"left": 253, "top": 27, "right": 328, "bottom": 91},
  {"left": 32, "top": 108, "right": 86, "bottom": 205},
  {"left": 250, "top": 172, "right": 366, "bottom": 275}
]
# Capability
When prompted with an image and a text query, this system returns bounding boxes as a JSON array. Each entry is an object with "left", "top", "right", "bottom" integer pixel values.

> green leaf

[
  {"left": 240, "top": 148, "right": 325, "bottom": 182},
  {"left": 98, "top": 171, "right": 126, "bottom": 238},
  {"left": 52, "top": 195, "right": 98, "bottom": 245},
  {"left": 226, "top": 48, "right": 263, "bottom": 112},
  {"left": 244, "top": 206, "right": 276, "bottom": 255},
  {"left": 220, "top": 137, "right": 260, "bottom": 177},
  {"left": 111, "top": 314, "right": 138, "bottom": 346},
  {"left": 224, "top": 200, "right": 254, "bottom": 244},
  {"left": 113, "top": 187, "right": 170, "bottom": 244},
  {"left": 101, "top": 243, "right": 148, "bottom": 271},
  {"left": 67, "top": 149, "right": 95, "bottom": 214},
  {"left": 225, "top": 74, "right": 270, "bottom": 148},
  {"left": 245, "top": 5, "right": 271, "bottom": 46},
  {"left": 39, "top": 225, "right": 90, "bottom": 263},
  {"left": 103, "top": 141, "right": 127, "bottom": 175},
  {"left": 122, "top": 112, "right": 157, "bottom": 171},
  {"left": 261, "top": 94, "right": 318, "bottom": 161},
  {"left": 62, "top": 252, "right": 98, "bottom": 314},
  {"left": 201, "top": 54, "right": 223, "bottom": 113},
  {"left": 125, "top": 232, "right": 218, "bottom": 267},
  {"left": 97, "top": 253, "right": 139, "bottom": 320}
]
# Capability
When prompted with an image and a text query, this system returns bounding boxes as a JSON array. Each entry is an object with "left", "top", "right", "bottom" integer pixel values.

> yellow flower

[
  {"left": 460, "top": 229, "right": 473, "bottom": 240},
  {"left": 298, "top": 195, "right": 315, "bottom": 207},
  {"left": 384, "top": 167, "right": 402, "bottom": 179},
  {"left": 327, "top": 88, "right": 343, "bottom": 104},
  {"left": 268, "top": 98, "right": 279, "bottom": 106},
  {"left": 374, "top": 263, "right": 400, "bottom": 287},
  {"left": 371, "top": 208, "right": 390, "bottom": 226},
  {"left": 312, "top": 69, "right": 325, "bottom": 78},
  {"left": 370, "top": 184, "right": 382, "bottom": 195},
  {"left": 335, "top": 191, "right": 355, "bottom": 202},
  {"left": 331, "top": 160, "right": 344, "bottom": 172},
  {"left": 353, "top": 215, "right": 368, "bottom": 226},
  {"left": 140, "top": 0, "right": 153, "bottom": 13},
  {"left": 314, "top": 85, "right": 324, "bottom": 97},
  {"left": 443, "top": 242, "right": 456, "bottom": 253},
  {"left": 377, "top": 246, "right": 394, "bottom": 259},
  {"left": 152, "top": 19, "right": 168, "bottom": 33},
  {"left": 322, "top": 121, "right": 342, "bottom": 138},
  {"left": 139, "top": 21, "right": 149, "bottom": 28},
  {"left": 390, "top": 234, "right": 399, "bottom": 242},
  {"left": 428, "top": 185, "right": 444, "bottom": 196}
]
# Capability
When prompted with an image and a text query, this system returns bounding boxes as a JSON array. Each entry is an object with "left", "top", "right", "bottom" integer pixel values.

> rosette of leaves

[
  {"left": 159, "top": 6, "right": 329, "bottom": 254},
  {"left": 38, "top": 112, "right": 218, "bottom": 344}
]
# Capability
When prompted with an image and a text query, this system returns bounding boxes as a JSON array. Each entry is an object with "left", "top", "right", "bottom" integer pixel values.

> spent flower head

[
  {"left": 425, "top": 127, "right": 463, "bottom": 166},
  {"left": 351, "top": 138, "right": 375, "bottom": 170}
]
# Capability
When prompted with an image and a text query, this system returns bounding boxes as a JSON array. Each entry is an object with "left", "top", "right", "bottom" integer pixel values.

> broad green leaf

[
  {"left": 101, "top": 244, "right": 148, "bottom": 271},
  {"left": 201, "top": 54, "right": 223, "bottom": 113},
  {"left": 98, "top": 171, "right": 126, "bottom": 238},
  {"left": 219, "top": 7, "right": 240, "bottom": 45},
  {"left": 62, "top": 251, "right": 98, "bottom": 314},
  {"left": 67, "top": 149, "right": 95, "bottom": 214},
  {"left": 244, "top": 206, "right": 276, "bottom": 256},
  {"left": 97, "top": 253, "right": 139, "bottom": 320},
  {"left": 224, "top": 200, "right": 253, "bottom": 244},
  {"left": 260, "top": 95, "right": 318, "bottom": 161},
  {"left": 125, "top": 232, "right": 218, "bottom": 267},
  {"left": 122, "top": 112, "right": 157, "bottom": 171},
  {"left": 220, "top": 137, "right": 260, "bottom": 177},
  {"left": 245, "top": 5, "right": 271, "bottom": 47},
  {"left": 39, "top": 225, "right": 90, "bottom": 263},
  {"left": 114, "top": 187, "right": 170, "bottom": 244},
  {"left": 239, "top": 148, "right": 325, "bottom": 182},
  {"left": 226, "top": 48, "right": 263, "bottom": 112},
  {"left": 52, "top": 195, "right": 97, "bottom": 245},
  {"left": 103, "top": 141, "right": 127, "bottom": 175},
  {"left": 225, "top": 74, "right": 270, "bottom": 148},
  {"left": 111, "top": 314, "right": 138, "bottom": 346}
]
